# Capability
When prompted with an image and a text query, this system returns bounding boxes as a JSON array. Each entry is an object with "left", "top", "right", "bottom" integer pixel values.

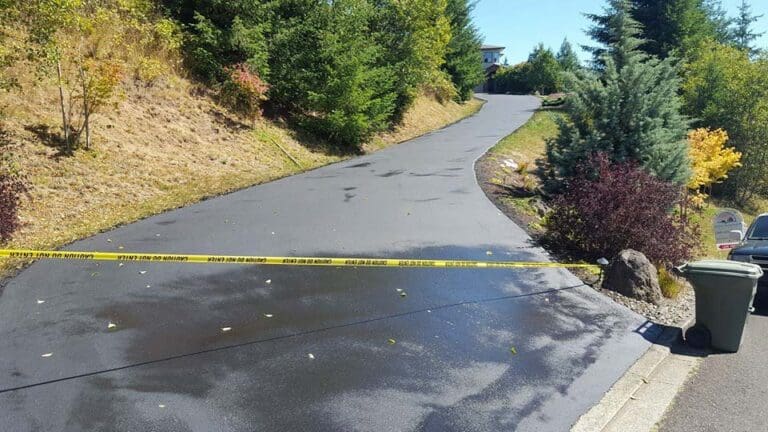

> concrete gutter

[{"left": 571, "top": 319, "right": 700, "bottom": 432}]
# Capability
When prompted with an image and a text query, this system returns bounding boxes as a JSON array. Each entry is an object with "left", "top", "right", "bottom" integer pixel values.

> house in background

[{"left": 476, "top": 44, "right": 505, "bottom": 93}]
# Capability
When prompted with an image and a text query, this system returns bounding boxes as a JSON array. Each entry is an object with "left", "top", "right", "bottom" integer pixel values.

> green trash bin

[{"left": 677, "top": 260, "right": 763, "bottom": 352}]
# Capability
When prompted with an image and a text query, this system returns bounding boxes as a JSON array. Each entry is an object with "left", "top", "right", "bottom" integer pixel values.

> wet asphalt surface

[
  {"left": 660, "top": 290, "right": 768, "bottom": 432},
  {"left": 0, "top": 95, "right": 653, "bottom": 431}
]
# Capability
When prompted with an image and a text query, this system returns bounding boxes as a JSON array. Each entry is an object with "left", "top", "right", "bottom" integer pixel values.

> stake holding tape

[{"left": 0, "top": 249, "right": 599, "bottom": 270}]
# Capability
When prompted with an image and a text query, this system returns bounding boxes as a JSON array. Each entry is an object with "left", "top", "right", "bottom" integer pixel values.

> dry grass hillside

[{"left": 0, "top": 67, "right": 482, "bottom": 276}]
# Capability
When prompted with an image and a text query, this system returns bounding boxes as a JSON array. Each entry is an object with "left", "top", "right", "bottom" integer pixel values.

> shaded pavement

[
  {"left": 0, "top": 95, "right": 653, "bottom": 431},
  {"left": 660, "top": 292, "right": 768, "bottom": 432}
]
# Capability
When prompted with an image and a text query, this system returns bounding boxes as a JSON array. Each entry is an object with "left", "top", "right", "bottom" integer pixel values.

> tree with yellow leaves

[{"left": 687, "top": 128, "right": 742, "bottom": 207}]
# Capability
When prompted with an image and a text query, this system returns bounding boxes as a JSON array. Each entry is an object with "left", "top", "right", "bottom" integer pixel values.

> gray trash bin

[{"left": 677, "top": 260, "right": 763, "bottom": 352}]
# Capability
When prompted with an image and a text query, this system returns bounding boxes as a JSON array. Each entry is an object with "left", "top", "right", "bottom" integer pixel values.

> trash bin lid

[{"left": 678, "top": 260, "right": 764, "bottom": 279}]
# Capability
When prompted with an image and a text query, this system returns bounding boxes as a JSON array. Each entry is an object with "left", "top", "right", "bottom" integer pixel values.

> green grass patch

[
  {"left": 658, "top": 266, "right": 684, "bottom": 299},
  {"left": 489, "top": 109, "right": 564, "bottom": 161}
]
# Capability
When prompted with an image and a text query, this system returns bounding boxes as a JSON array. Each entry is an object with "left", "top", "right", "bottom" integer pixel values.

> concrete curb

[{"left": 571, "top": 319, "right": 699, "bottom": 432}]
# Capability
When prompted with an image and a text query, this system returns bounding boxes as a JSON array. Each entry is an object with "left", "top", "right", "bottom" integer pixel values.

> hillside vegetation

[{"left": 0, "top": 0, "right": 484, "bottom": 275}]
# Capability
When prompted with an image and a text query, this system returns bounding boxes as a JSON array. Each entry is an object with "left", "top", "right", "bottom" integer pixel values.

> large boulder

[{"left": 604, "top": 249, "right": 662, "bottom": 304}]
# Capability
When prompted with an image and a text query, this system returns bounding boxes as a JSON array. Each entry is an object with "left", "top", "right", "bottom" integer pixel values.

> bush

[
  {"left": 221, "top": 63, "right": 268, "bottom": 123},
  {"left": 541, "top": 96, "right": 565, "bottom": 107},
  {"left": 0, "top": 171, "right": 27, "bottom": 243},
  {"left": 543, "top": 154, "right": 699, "bottom": 267},
  {"left": 493, "top": 63, "right": 533, "bottom": 94},
  {"left": 134, "top": 57, "right": 168, "bottom": 85}
]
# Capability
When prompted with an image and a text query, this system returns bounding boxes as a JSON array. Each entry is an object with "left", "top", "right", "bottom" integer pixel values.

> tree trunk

[
  {"left": 79, "top": 66, "right": 90, "bottom": 150},
  {"left": 56, "top": 60, "right": 70, "bottom": 152}
]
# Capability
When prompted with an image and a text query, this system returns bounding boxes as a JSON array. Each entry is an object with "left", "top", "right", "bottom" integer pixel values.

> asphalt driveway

[{"left": 0, "top": 95, "right": 653, "bottom": 431}]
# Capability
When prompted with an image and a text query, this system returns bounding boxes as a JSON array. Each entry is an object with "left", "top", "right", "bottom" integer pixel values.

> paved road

[
  {"left": 660, "top": 291, "right": 768, "bottom": 432},
  {"left": 0, "top": 95, "right": 653, "bottom": 431}
]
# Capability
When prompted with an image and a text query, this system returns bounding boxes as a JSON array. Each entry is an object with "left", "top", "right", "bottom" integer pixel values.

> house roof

[{"left": 481, "top": 44, "right": 505, "bottom": 51}]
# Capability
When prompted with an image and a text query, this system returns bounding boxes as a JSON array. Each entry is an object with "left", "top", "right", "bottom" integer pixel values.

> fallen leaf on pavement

[
  {"left": 510, "top": 347, "right": 518, "bottom": 355},
  {"left": 388, "top": 338, "right": 396, "bottom": 345}
]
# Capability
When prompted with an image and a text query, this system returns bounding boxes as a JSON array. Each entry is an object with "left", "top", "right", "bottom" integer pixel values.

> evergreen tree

[
  {"left": 270, "top": 0, "right": 396, "bottom": 146},
  {"left": 556, "top": 38, "right": 580, "bottom": 72},
  {"left": 443, "top": 0, "right": 484, "bottom": 101},
  {"left": 631, "top": 0, "right": 716, "bottom": 59},
  {"left": 583, "top": 0, "right": 645, "bottom": 68},
  {"left": 372, "top": 0, "right": 452, "bottom": 118},
  {"left": 731, "top": 0, "right": 764, "bottom": 57},
  {"left": 526, "top": 44, "right": 563, "bottom": 94},
  {"left": 703, "top": 0, "right": 732, "bottom": 44},
  {"left": 549, "top": 0, "right": 690, "bottom": 185}
]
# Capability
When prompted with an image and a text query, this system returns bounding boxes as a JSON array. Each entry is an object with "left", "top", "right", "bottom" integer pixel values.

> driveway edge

[{"left": 571, "top": 319, "right": 698, "bottom": 432}]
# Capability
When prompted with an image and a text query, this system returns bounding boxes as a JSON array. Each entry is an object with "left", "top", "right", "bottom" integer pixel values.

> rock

[{"left": 604, "top": 249, "right": 662, "bottom": 305}]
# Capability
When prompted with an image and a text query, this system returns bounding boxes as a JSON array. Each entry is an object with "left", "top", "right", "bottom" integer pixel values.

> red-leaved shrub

[
  {"left": 221, "top": 63, "right": 269, "bottom": 123},
  {"left": 543, "top": 154, "right": 698, "bottom": 267},
  {"left": 0, "top": 172, "right": 27, "bottom": 243}
]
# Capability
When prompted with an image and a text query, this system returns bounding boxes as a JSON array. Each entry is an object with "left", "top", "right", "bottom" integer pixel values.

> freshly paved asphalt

[
  {"left": 660, "top": 291, "right": 768, "bottom": 432},
  {"left": 0, "top": 95, "right": 653, "bottom": 431}
]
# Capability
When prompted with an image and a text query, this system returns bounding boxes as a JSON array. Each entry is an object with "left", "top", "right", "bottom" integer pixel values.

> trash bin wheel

[{"left": 685, "top": 324, "right": 712, "bottom": 349}]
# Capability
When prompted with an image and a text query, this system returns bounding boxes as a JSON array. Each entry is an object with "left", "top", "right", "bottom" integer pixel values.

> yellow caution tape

[{"left": 0, "top": 249, "right": 598, "bottom": 270}]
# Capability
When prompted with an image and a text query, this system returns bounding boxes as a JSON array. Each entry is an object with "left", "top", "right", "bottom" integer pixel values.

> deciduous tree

[{"left": 687, "top": 128, "right": 741, "bottom": 206}]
